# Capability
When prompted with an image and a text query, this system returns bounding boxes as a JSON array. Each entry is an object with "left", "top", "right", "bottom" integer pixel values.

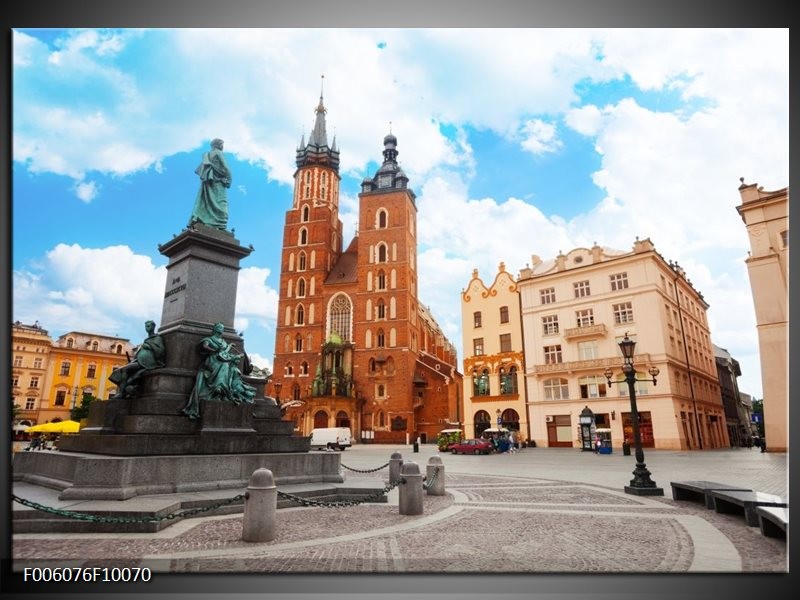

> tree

[
  {"left": 70, "top": 395, "right": 95, "bottom": 421},
  {"left": 11, "top": 402, "right": 22, "bottom": 421},
  {"left": 751, "top": 398, "right": 764, "bottom": 437}
]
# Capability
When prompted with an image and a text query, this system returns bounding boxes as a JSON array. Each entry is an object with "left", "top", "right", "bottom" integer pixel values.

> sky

[{"left": 11, "top": 28, "right": 789, "bottom": 399}]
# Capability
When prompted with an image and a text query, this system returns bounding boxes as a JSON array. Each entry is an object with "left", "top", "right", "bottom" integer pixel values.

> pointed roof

[
  {"left": 295, "top": 77, "right": 340, "bottom": 172},
  {"left": 324, "top": 236, "right": 359, "bottom": 284}
]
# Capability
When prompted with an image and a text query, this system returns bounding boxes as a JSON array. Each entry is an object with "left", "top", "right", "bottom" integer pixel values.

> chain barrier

[
  {"left": 340, "top": 461, "right": 390, "bottom": 474},
  {"left": 421, "top": 467, "right": 440, "bottom": 491},
  {"left": 11, "top": 493, "right": 246, "bottom": 524},
  {"left": 276, "top": 478, "right": 404, "bottom": 508}
]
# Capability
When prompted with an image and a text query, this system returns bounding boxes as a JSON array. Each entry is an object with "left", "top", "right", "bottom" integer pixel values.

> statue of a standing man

[{"left": 188, "top": 138, "right": 232, "bottom": 230}]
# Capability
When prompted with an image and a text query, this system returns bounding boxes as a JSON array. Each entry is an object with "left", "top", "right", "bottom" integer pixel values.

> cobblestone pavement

[{"left": 12, "top": 445, "right": 789, "bottom": 574}]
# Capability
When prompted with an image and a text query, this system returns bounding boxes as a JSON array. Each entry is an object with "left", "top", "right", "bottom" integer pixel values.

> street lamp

[
  {"left": 604, "top": 333, "right": 663, "bottom": 496},
  {"left": 71, "top": 386, "right": 80, "bottom": 410}
]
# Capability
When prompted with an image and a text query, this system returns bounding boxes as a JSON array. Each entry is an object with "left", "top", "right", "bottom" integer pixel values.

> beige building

[
  {"left": 11, "top": 321, "right": 53, "bottom": 433},
  {"left": 736, "top": 180, "right": 788, "bottom": 452},
  {"left": 460, "top": 263, "right": 528, "bottom": 442},
  {"left": 517, "top": 238, "right": 728, "bottom": 451}
]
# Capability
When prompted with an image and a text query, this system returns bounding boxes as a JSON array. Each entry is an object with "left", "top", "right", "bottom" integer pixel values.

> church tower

[{"left": 272, "top": 84, "right": 342, "bottom": 407}]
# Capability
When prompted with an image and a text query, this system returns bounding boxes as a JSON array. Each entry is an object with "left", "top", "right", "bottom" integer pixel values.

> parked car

[{"left": 449, "top": 438, "right": 493, "bottom": 455}]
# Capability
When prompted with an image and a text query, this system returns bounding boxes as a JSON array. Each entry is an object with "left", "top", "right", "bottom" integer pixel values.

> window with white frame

[
  {"left": 575, "top": 308, "right": 594, "bottom": 327},
  {"left": 33, "top": 357, "right": 43, "bottom": 369},
  {"left": 298, "top": 251, "right": 307, "bottom": 271},
  {"left": 613, "top": 302, "right": 634, "bottom": 324},
  {"left": 610, "top": 272, "right": 629, "bottom": 291},
  {"left": 573, "top": 280, "right": 591, "bottom": 298},
  {"left": 329, "top": 294, "right": 352, "bottom": 342},
  {"left": 29, "top": 376, "right": 40, "bottom": 388},
  {"left": 473, "top": 338, "right": 484, "bottom": 356},
  {"left": 540, "top": 287, "right": 556, "bottom": 304},
  {"left": 579, "top": 375, "right": 607, "bottom": 398},
  {"left": 577, "top": 340, "right": 599, "bottom": 360},
  {"left": 616, "top": 373, "right": 649, "bottom": 396},
  {"left": 543, "top": 377, "right": 569, "bottom": 400},
  {"left": 87, "top": 364, "right": 97, "bottom": 379},
  {"left": 25, "top": 398, "right": 36, "bottom": 410},
  {"left": 54, "top": 390, "right": 66, "bottom": 406},
  {"left": 542, "top": 315, "right": 559, "bottom": 335},
  {"left": 473, "top": 311, "right": 482, "bottom": 328},
  {"left": 13, "top": 356, "right": 23, "bottom": 367},
  {"left": 60, "top": 361, "right": 71, "bottom": 376},
  {"left": 12, "top": 375, "right": 19, "bottom": 387},
  {"left": 544, "top": 345, "right": 562, "bottom": 364}
]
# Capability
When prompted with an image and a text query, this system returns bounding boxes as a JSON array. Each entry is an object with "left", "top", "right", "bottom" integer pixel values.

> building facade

[
  {"left": 735, "top": 180, "right": 788, "bottom": 452},
  {"left": 714, "top": 344, "right": 746, "bottom": 447},
  {"left": 37, "top": 331, "right": 132, "bottom": 424},
  {"left": 460, "top": 263, "right": 529, "bottom": 443},
  {"left": 272, "top": 91, "right": 462, "bottom": 444},
  {"left": 11, "top": 321, "right": 53, "bottom": 433},
  {"left": 517, "top": 238, "right": 729, "bottom": 451}
]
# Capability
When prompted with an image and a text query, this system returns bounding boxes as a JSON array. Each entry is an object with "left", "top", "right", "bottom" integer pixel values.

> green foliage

[
  {"left": 70, "top": 395, "right": 95, "bottom": 421},
  {"left": 751, "top": 398, "right": 764, "bottom": 437},
  {"left": 436, "top": 430, "right": 462, "bottom": 451}
]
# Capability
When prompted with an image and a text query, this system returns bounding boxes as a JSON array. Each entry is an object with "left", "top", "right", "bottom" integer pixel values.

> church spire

[{"left": 295, "top": 76, "right": 340, "bottom": 172}]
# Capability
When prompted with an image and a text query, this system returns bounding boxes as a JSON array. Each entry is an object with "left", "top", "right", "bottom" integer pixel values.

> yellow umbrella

[{"left": 26, "top": 420, "right": 81, "bottom": 433}]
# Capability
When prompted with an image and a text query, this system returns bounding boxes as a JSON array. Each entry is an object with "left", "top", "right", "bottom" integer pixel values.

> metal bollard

[
  {"left": 242, "top": 468, "right": 277, "bottom": 543},
  {"left": 389, "top": 451, "right": 403, "bottom": 484},
  {"left": 426, "top": 456, "right": 445, "bottom": 496},
  {"left": 398, "top": 461, "right": 423, "bottom": 515}
]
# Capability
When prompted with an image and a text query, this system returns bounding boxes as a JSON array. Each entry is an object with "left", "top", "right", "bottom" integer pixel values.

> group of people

[
  {"left": 483, "top": 431, "right": 519, "bottom": 454},
  {"left": 25, "top": 436, "right": 56, "bottom": 451}
]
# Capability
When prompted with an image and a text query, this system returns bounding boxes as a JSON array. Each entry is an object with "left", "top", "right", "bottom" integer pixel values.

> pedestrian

[
  {"left": 595, "top": 436, "right": 601, "bottom": 454},
  {"left": 761, "top": 438, "right": 767, "bottom": 453},
  {"left": 508, "top": 432, "right": 516, "bottom": 454}
]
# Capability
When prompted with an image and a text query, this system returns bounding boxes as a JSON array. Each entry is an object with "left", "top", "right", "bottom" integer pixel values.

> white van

[{"left": 309, "top": 427, "right": 352, "bottom": 451}]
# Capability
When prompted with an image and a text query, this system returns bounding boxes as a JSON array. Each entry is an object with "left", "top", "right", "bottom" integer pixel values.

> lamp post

[
  {"left": 604, "top": 333, "right": 663, "bottom": 496},
  {"left": 71, "top": 386, "right": 79, "bottom": 410}
]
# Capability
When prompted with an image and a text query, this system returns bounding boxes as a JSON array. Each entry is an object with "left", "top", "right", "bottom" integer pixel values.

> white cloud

[
  {"left": 518, "top": 119, "right": 562, "bottom": 155},
  {"left": 74, "top": 180, "right": 98, "bottom": 202}
]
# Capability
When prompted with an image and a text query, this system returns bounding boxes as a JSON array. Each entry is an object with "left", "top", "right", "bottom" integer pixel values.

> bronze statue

[
  {"left": 109, "top": 320, "right": 166, "bottom": 398},
  {"left": 188, "top": 138, "right": 232, "bottom": 230}
]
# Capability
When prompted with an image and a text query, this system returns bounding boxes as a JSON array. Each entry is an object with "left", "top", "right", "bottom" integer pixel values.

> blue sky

[{"left": 12, "top": 28, "right": 789, "bottom": 398}]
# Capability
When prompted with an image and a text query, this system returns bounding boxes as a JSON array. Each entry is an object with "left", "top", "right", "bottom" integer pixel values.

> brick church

[{"left": 272, "top": 90, "right": 463, "bottom": 444}]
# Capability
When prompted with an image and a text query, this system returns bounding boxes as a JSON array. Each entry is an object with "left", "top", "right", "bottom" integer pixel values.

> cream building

[
  {"left": 460, "top": 263, "right": 528, "bottom": 442},
  {"left": 736, "top": 179, "right": 788, "bottom": 452},
  {"left": 517, "top": 238, "right": 728, "bottom": 451},
  {"left": 11, "top": 321, "right": 53, "bottom": 432}
]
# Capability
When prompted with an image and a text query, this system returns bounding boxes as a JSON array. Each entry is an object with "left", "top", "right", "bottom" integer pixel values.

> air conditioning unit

[{"left": 545, "top": 416, "right": 554, "bottom": 423}]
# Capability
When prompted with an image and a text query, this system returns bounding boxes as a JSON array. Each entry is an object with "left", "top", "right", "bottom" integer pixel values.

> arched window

[
  {"left": 472, "top": 369, "right": 490, "bottom": 396},
  {"left": 377, "top": 244, "right": 387, "bottom": 263},
  {"left": 294, "top": 334, "right": 303, "bottom": 352},
  {"left": 377, "top": 384, "right": 385, "bottom": 397},
  {"left": 285, "top": 363, "right": 293, "bottom": 376},
  {"left": 377, "top": 269, "right": 386, "bottom": 290},
  {"left": 500, "top": 366, "right": 518, "bottom": 394},
  {"left": 329, "top": 294, "right": 352, "bottom": 342},
  {"left": 293, "top": 384, "right": 301, "bottom": 401},
  {"left": 500, "top": 409, "right": 520, "bottom": 431},
  {"left": 66, "top": 338, "right": 74, "bottom": 348},
  {"left": 378, "top": 209, "right": 388, "bottom": 229},
  {"left": 301, "top": 361, "right": 309, "bottom": 375},
  {"left": 378, "top": 411, "right": 385, "bottom": 427},
  {"left": 336, "top": 410, "right": 350, "bottom": 428},
  {"left": 116, "top": 344, "right": 123, "bottom": 354},
  {"left": 376, "top": 329, "right": 386, "bottom": 348},
  {"left": 298, "top": 251, "right": 307, "bottom": 271},
  {"left": 304, "top": 171, "right": 312, "bottom": 198},
  {"left": 299, "top": 228, "right": 308, "bottom": 245},
  {"left": 296, "top": 305, "right": 305, "bottom": 325},
  {"left": 314, "top": 410, "right": 328, "bottom": 429},
  {"left": 474, "top": 410, "right": 491, "bottom": 438},
  {"left": 297, "top": 278, "right": 306, "bottom": 297},
  {"left": 376, "top": 299, "right": 386, "bottom": 320},
  {"left": 86, "top": 364, "right": 97, "bottom": 379},
  {"left": 91, "top": 341, "right": 98, "bottom": 351},
  {"left": 302, "top": 205, "right": 310, "bottom": 222}
]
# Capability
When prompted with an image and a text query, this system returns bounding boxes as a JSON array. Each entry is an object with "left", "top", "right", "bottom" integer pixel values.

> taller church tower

[{"left": 272, "top": 87, "right": 342, "bottom": 408}]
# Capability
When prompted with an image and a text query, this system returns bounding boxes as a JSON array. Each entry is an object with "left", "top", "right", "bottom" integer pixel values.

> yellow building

[
  {"left": 460, "top": 263, "right": 529, "bottom": 442},
  {"left": 736, "top": 180, "right": 788, "bottom": 452},
  {"left": 11, "top": 321, "right": 53, "bottom": 433},
  {"left": 37, "top": 331, "right": 133, "bottom": 424},
  {"left": 518, "top": 238, "right": 728, "bottom": 451}
]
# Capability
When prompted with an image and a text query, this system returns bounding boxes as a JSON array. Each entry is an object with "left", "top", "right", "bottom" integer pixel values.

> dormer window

[{"left": 378, "top": 174, "right": 391, "bottom": 188}]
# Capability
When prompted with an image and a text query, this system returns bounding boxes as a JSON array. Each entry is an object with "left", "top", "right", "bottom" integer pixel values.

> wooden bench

[
  {"left": 756, "top": 506, "right": 788, "bottom": 539},
  {"left": 710, "top": 490, "right": 787, "bottom": 527},
  {"left": 670, "top": 480, "right": 752, "bottom": 509}
]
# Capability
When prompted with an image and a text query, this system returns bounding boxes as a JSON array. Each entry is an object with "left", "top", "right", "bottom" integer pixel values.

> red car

[{"left": 449, "top": 438, "right": 493, "bottom": 455}]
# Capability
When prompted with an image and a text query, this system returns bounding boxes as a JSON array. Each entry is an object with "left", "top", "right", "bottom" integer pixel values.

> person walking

[{"left": 595, "top": 436, "right": 602, "bottom": 454}]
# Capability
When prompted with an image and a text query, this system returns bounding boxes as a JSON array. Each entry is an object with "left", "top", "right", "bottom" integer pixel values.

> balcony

[
  {"left": 563, "top": 323, "right": 607, "bottom": 340},
  {"left": 533, "top": 353, "right": 652, "bottom": 375}
]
